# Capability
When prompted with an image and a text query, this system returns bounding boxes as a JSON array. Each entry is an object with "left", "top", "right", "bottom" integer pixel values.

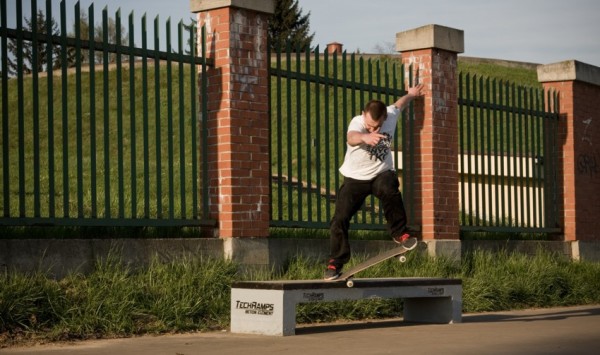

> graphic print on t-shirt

[{"left": 366, "top": 132, "right": 392, "bottom": 162}]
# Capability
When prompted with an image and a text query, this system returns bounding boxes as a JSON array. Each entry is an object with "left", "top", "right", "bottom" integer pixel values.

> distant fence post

[
  {"left": 191, "top": 0, "right": 274, "bottom": 239},
  {"left": 396, "top": 25, "right": 464, "bottom": 256},
  {"left": 538, "top": 61, "right": 600, "bottom": 258}
]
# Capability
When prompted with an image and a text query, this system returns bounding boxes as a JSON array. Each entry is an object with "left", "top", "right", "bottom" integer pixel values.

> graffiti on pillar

[
  {"left": 578, "top": 150, "right": 599, "bottom": 178},
  {"left": 582, "top": 117, "right": 593, "bottom": 146},
  {"left": 577, "top": 117, "right": 598, "bottom": 178}
]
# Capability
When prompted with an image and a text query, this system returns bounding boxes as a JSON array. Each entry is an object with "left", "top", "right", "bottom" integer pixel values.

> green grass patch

[
  {"left": 2, "top": 248, "right": 599, "bottom": 346},
  {"left": 458, "top": 61, "right": 540, "bottom": 88}
]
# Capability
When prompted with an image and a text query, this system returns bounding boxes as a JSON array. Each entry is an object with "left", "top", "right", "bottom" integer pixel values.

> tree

[
  {"left": 93, "top": 16, "right": 129, "bottom": 64},
  {"left": 268, "top": 0, "right": 314, "bottom": 52},
  {"left": 372, "top": 41, "right": 396, "bottom": 55},
  {"left": 69, "top": 11, "right": 91, "bottom": 63},
  {"left": 183, "top": 18, "right": 197, "bottom": 56},
  {"left": 7, "top": 10, "right": 62, "bottom": 75},
  {"left": 67, "top": 11, "right": 129, "bottom": 64}
]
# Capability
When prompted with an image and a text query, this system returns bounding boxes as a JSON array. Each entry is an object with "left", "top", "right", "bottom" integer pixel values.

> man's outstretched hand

[
  {"left": 393, "top": 83, "right": 424, "bottom": 110},
  {"left": 406, "top": 83, "right": 424, "bottom": 98}
]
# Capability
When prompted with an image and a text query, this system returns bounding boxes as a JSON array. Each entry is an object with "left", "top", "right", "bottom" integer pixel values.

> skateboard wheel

[
  {"left": 398, "top": 255, "right": 406, "bottom": 263},
  {"left": 346, "top": 280, "right": 354, "bottom": 287}
]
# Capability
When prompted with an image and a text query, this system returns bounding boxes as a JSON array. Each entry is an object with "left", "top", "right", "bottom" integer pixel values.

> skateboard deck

[{"left": 336, "top": 237, "right": 418, "bottom": 287}]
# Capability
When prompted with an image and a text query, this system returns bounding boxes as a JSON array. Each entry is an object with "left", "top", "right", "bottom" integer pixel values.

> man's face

[{"left": 363, "top": 112, "right": 386, "bottom": 133}]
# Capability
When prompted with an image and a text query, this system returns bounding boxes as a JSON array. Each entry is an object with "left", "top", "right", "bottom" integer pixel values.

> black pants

[{"left": 329, "top": 170, "right": 408, "bottom": 268}]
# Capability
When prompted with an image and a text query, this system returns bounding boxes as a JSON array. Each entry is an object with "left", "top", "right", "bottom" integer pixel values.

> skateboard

[{"left": 336, "top": 237, "right": 418, "bottom": 287}]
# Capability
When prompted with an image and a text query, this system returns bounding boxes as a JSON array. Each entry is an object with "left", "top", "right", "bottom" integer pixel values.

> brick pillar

[
  {"left": 191, "top": 0, "right": 274, "bottom": 238},
  {"left": 396, "top": 25, "right": 463, "bottom": 245},
  {"left": 538, "top": 60, "right": 600, "bottom": 244}
]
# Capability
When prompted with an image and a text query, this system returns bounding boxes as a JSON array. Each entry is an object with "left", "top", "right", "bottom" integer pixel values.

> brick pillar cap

[
  {"left": 396, "top": 24, "right": 464, "bottom": 53},
  {"left": 537, "top": 60, "right": 600, "bottom": 87},
  {"left": 190, "top": 0, "right": 274, "bottom": 14}
]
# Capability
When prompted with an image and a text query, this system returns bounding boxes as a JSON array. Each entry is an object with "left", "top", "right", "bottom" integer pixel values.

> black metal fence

[
  {"left": 1, "top": 0, "right": 562, "bottom": 235},
  {"left": 0, "top": 0, "right": 212, "bottom": 227},
  {"left": 269, "top": 46, "right": 416, "bottom": 230},
  {"left": 269, "top": 50, "right": 561, "bottom": 234},
  {"left": 458, "top": 73, "right": 560, "bottom": 233}
]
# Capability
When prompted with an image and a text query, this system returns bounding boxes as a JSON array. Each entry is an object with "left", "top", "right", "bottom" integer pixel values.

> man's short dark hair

[{"left": 363, "top": 100, "right": 387, "bottom": 121}]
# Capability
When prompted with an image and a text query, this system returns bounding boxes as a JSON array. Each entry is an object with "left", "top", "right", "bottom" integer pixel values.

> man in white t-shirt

[{"left": 324, "top": 84, "right": 424, "bottom": 280}]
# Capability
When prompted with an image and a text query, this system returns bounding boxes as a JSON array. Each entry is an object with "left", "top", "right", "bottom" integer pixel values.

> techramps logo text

[{"left": 235, "top": 300, "right": 274, "bottom": 316}]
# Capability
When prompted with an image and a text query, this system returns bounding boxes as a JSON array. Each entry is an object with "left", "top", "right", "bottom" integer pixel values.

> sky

[{"left": 8, "top": 0, "right": 600, "bottom": 67}]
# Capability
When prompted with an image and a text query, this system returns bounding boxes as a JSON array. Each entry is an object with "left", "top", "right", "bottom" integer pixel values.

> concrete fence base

[{"left": 1, "top": 238, "right": 598, "bottom": 278}]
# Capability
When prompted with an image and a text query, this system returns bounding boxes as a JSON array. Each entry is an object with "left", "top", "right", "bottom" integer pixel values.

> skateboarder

[{"left": 324, "top": 83, "right": 424, "bottom": 280}]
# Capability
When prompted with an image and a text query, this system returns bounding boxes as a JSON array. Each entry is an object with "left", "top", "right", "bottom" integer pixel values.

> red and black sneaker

[
  {"left": 392, "top": 233, "right": 418, "bottom": 249},
  {"left": 323, "top": 259, "right": 342, "bottom": 281},
  {"left": 392, "top": 233, "right": 411, "bottom": 244}
]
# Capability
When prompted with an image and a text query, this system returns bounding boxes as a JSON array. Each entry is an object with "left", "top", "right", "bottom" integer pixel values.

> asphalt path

[{"left": 3, "top": 305, "right": 600, "bottom": 355}]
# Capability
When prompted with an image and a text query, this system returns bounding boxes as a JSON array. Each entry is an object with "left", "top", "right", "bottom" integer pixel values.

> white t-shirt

[{"left": 339, "top": 105, "right": 401, "bottom": 180}]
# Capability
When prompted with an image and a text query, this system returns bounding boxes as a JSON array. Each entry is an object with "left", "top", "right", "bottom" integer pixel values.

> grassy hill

[{"left": 458, "top": 56, "right": 540, "bottom": 88}]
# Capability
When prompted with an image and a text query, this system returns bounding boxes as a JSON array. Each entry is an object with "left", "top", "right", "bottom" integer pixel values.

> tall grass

[
  {"left": 461, "top": 249, "right": 600, "bottom": 311},
  {"left": 0, "top": 254, "right": 237, "bottom": 344},
  {"left": 2, "top": 248, "right": 599, "bottom": 346}
]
